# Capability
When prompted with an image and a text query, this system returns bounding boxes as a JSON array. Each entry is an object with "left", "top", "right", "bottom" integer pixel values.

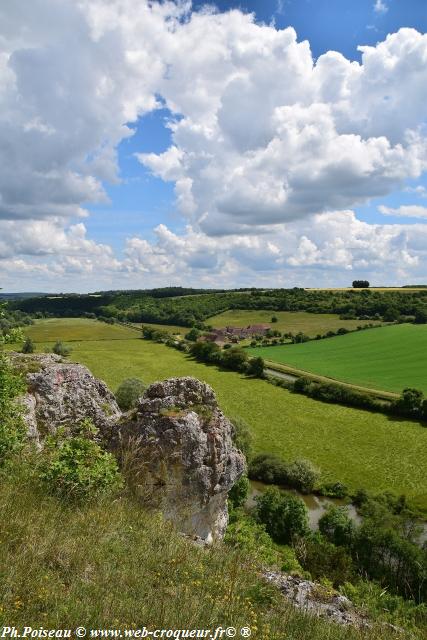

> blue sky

[{"left": 1, "top": 0, "right": 427, "bottom": 291}]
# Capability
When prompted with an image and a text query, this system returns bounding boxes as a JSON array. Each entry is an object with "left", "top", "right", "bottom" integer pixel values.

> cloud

[
  {"left": 378, "top": 204, "right": 427, "bottom": 218},
  {"left": 374, "top": 0, "right": 388, "bottom": 14},
  {"left": 1, "top": 1, "right": 427, "bottom": 289}
]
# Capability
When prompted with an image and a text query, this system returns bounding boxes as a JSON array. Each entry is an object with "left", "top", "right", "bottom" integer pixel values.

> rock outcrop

[
  {"left": 118, "top": 377, "right": 246, "bottom": 543},
  {"left": 263, "top": 571, "right": 370, "bottom": 628},
  {"left": 14, "top": 354, "right": 244, "bottom": 543},
  {"left": 14, "top": 353, "right": 120, "bottom": 445}
]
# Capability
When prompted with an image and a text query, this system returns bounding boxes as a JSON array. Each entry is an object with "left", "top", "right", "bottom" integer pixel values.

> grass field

[
  {"left": 247, "top": 324, "right": 427, "bottom": 395},
  {"left": 207, "top": 310, "right": 382, "bottom": 336},
  {"left": 23, "top": 318, "right": 137, "bottom": 342},
  {"left": 134, "top": 322, "right": 188, "bottom": 335},
  {"left": 9, "top": 318, "right": 427, "bottom": 512}
]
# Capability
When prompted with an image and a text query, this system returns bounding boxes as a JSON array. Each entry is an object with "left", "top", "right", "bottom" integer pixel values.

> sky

[{"left": 0, "top": 0, "right": 427, "bottom": 292}]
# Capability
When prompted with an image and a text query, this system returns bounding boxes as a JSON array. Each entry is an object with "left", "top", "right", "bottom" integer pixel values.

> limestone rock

[
  {"left": 119, "top": 377, "right": 246, "bottom": 543},
  {"left": 13, "top": 353, "right": 121, "bottom": 442},
  {"left": 263, "top": 571, "right": 370, "bottom": 628}
]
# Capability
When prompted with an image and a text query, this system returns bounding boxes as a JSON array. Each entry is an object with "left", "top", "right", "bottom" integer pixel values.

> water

[{"left": 247, "top": 480, "right": 361, "bottom": 530}]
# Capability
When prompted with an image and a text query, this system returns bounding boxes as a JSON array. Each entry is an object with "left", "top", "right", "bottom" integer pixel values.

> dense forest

[{"left": 7, "top": 287, "right": 427, "bottom": 327}]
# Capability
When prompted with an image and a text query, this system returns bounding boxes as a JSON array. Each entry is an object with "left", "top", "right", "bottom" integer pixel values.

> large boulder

[
  {"left": 13, "top": 353, "right": 120, "bottom": 445},
  {"left": 118, "top": 377, "right": 245, "bottom": 543}
]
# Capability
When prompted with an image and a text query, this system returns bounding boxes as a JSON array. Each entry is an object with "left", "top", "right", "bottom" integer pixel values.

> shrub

[
  {"left": 0, "top": 354, "right": 26, "bottom": 464},
  {"left": 221, "top": 346, "right": 249, "bottom": 372},
  {"left": 318, "top": 506, "right": 355, "bottom": 547},
  {"left": 225, "top": 511, "right": 281, "bottom": 566},
  {"left": 228, "top": 475, "right": 250, "bottom": 508},
  {"left": 115, "top": 377, "right": 146, "bottom": 411},
  {"left": 297, "top": 533, "right": 355, "bottom": 587},
  {"left": 21, "top": 337, "right": 35, "bottom": 353},
  {"left": 39, "top": 419, "right": 123, "bottom": 501},
  {"left": 52, "top": 341, "right": 71, "bottom": 357},
  {"left": 320, "top": 481, "right": 349, "bottom": 499},
  {"left": 249, "top": 453, "right": 288, "bottom": 484},
  {"left": 247, "top": 356, "right": 264, "bottom": 378},
  {"left": 284, "top": 458, "right": 321, "bottom": 494},
  {"left": 256, "top": 486, "right": 309, "bottom": 545},
  {"left": 184, "top": 327, "right": 200, "bottom": 341}
]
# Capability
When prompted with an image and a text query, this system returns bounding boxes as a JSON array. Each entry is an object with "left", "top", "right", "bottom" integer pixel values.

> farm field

[
  {"left": 22, "top": 318, "right": 137, "bottom": 342},
  {"left": 247, "top": 324, "right": 427, "bottom": 395},
  {"left": 16, "top": 319, "right": 427, "bottom": 512},
  {"left": 207, "top": 310, "right": 382, "bottom": 336}
]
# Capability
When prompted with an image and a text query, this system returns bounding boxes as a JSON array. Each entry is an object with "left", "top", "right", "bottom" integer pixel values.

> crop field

[
  {"left": 247, "top": 324, "right": 427, "bottom": 395},
  {"left": 22, "top": 318, "right": 137, "bottom": 342},
  {"left": 16, "top": 319, "right": 427, "bottom": 511},
  {"left": 207, "top": 309, "right": 382, "bottom": 336}
]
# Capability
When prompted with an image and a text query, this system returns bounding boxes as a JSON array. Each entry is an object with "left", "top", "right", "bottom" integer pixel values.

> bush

[
  {"left": 284, "top": 458, "right": 320, "bottom": 494},
  {"left": 221, "top": 346, "right": 249, "bottom": 372},
  {"left": 297, "top": 533, "right": 355, "bottom": 587},
  {"left": 320, "top": 481, "right": 349, "bottom": 499},
  {"left": 256, "top": 487, "right": 309, "bottom": 545},
  {"left": 52, "top": 341, "right": 71, "bottom": 357},
  {"left": 318, "top": 506, "right": 355, "bottom": 547},
  {"left": 228, "top": 475, "right": 250, "bottom": 508},
  {"left": 115, "top": 377, "right": 146, "bottom": 411},
  {"left": 225, "top": 511, "right": 281, "bottom": 566},
  {"left": 247, "top": 356, "right": 264, "bottom": 377},
  {"left": 184, "top": 327, "right": 200, "bottom": 341},
  {"left": 39, "top": 419, "right": 123, "bottom": 501},
  {"left": 21, "top": 337, "right": 35, "bottom": 353},
  {"left": 249, "top": 453, "right": 288, "bottom": 484},
  {"left": 0, "top": 354, "right": 26, "bottom": 464}
]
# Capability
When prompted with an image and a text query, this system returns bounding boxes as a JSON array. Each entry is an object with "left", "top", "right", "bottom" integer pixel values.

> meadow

[
  {"left": 207, "top": 310, "right": 382, "bottom": 336},
  {"left": 16, "top": 319, "right": 427, "bottom": 512},
  {"left": 247, "top": 324, "right": 427, "bottom": 395},
  {"left": 23, "top": 317, "right": 137, "bottom": 342}
]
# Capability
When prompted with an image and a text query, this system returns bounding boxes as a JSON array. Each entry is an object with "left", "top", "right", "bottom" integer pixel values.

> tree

[
  {"left": 247, "top": 356, "right": 264, "bottom": 378},
  {"left": 271, "top": 316, "right": 278, "bottom": 323},
  {"left": 115, "top": 378, "right": 146, "bottom": 410},
  {"left": 256, "top": 486, "right": 309, "bottom": 545},
  {"left": 221, "top": 346, "right": 248, "bottom": 372},
  {"left": 352, "top": 280, "right": 370, "bottom": 288},
  {"left": 284, "top": 458, "right": 321, "bottom": 493},
  {"left": 228, "top": 475, "right": 250, "bottom": 508},
  {"left": 319, "top": 506, "right": 355, "bottom": 547},
  {"left": 21, "top": 337, "right": 35, "bottom": 354},
  {"left": 185, "top": 327, "right": 200, "bottom": 341},
  {"left": 393, "top": 388, "right": 424, "bottom": 418},
  {"left": 414, "top": 308, "right": 427, "bottom": 324}
]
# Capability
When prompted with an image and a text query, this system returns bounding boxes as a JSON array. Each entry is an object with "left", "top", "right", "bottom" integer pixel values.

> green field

[
  {"left": 207, "top": 310, "right": 382, "bottom": 336},
  {"left": 9, "top": 318, "right": 427, "bottom": 511},
  {"left": 247, "top": 324, "right": 427, "bottom": 394},
  {"left": 136, "top": 322, "right": 188, "bottom": 336},
  {"left": 23, "top": 318, "right": 137, "bottom": 342}
]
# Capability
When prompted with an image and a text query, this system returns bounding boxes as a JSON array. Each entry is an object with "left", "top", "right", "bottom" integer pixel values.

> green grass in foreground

[
  {"left": 0, "top": 460, "right": 395, "bottom": 639},
  {"left": 56, "top": 334, "right": 427, "bottom": 513},
  {"left": 246, "top": 324, "right": 427, "bottom": 395},
  {"left": 207, "top": 310, "right": 382, "bottom": 336},
  {"left": 23, "top": 318, "right": 137, "bottom": 342}
]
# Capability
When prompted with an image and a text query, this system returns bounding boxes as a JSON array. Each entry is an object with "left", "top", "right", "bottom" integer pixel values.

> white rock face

[
  {"left": 14, "top": 353, "right": 121, "bottom": 442},
  {"left": 120, "top": 377, "right": 246, "bottom": 543}
]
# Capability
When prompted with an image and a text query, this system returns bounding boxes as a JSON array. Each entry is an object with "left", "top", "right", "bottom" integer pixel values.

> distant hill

[{"left": 0, "top": 292, "right": 50, "bottom": 300}]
